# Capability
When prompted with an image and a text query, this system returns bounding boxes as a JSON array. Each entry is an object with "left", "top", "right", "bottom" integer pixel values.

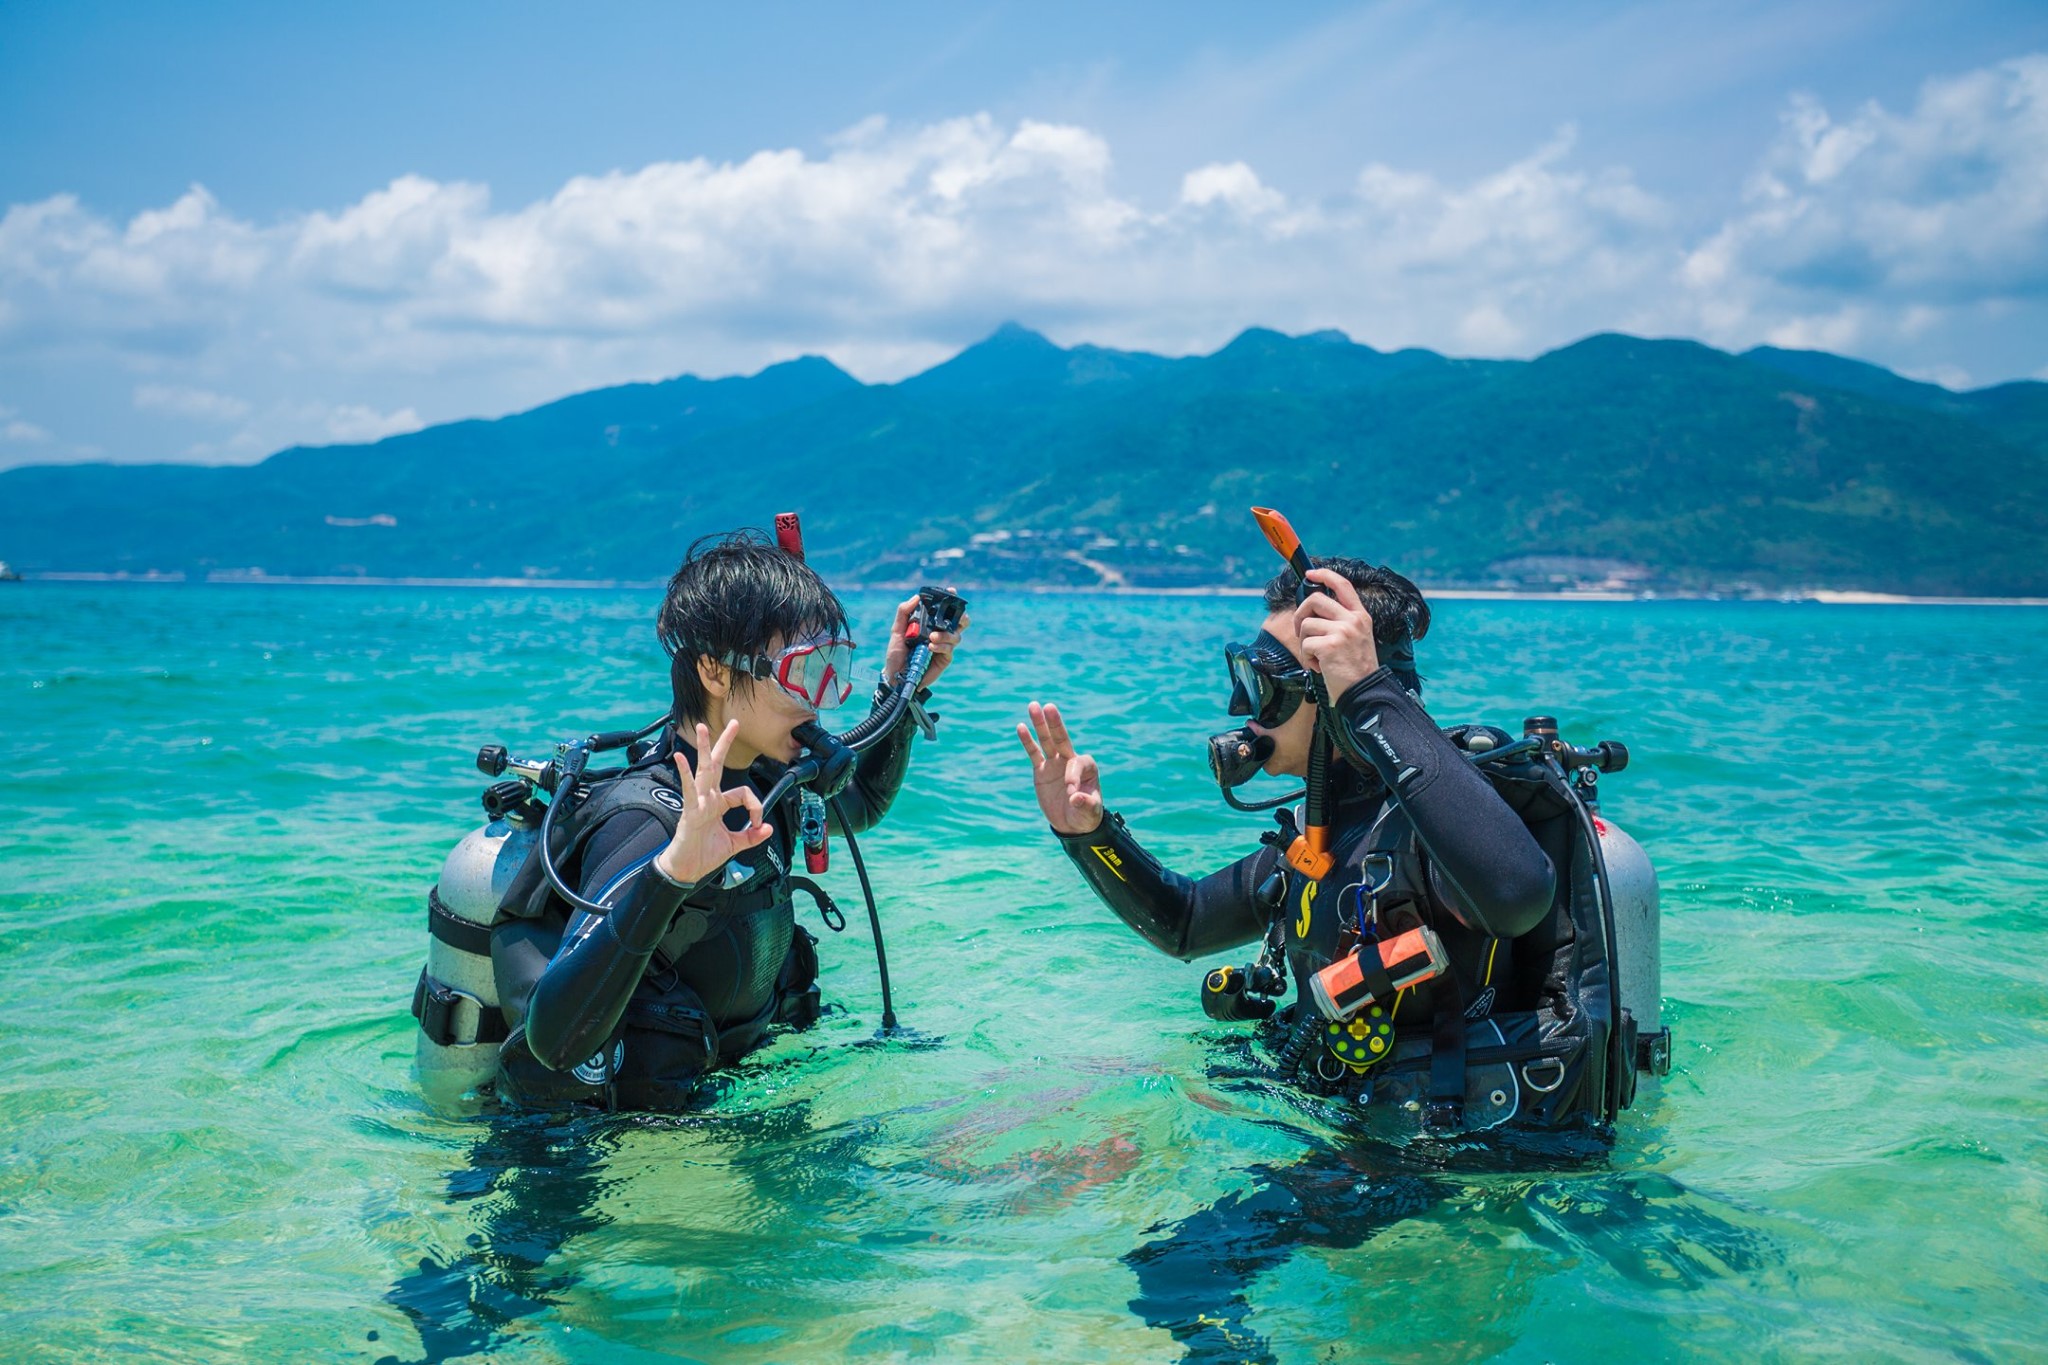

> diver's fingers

[
  {"left": 727, "top": 784, "right": 766, "bottom": 829},
  {"left": 686, "top": 725, "right": 717, "bottom": 808},
  {"left": 735, "top": 820, "right": 775, "bottom": 849},
  {"left": 1074, "top": 752, "right": 1101, "bottom": 791},
  {"left": 700, "top": 719, "right": 741, "bottom": 795},
  {"left": 1017, "top": 722, "right": 1047, "bottom": 767},
  {"left": 672, "top": 753, "right": 697, "bottom": 812},
  {"left": 1305, "top": 567, "right": 1366, "bottom": 612},
  {"left": 1026, "top": 701, "right": 1063, "bottom": 756},
  {"left": 893, "top": 596, "right": 916, "bottom": 639},
  {"left": 1295, "top": 590, "right": 1349, "bottom": 623},
  {"left": 1042, "top": 702, "right": 1077, "bottom": 753}
]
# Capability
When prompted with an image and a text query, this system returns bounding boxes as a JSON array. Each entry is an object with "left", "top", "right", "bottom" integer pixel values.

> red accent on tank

[
  {"left": 1592, "top": 816, "right": 1610, "bottom": 835},
  {"left": 774, "top": 512, "right": 804, "bottom": 560},
  {"left": 806, "top": 845, "right": 829, "bottom": 874}
]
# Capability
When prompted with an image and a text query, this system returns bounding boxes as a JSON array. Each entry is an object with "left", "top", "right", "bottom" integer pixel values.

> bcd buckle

[{"left": 411, "top": 967, "right": 482, "bottom": 1047}]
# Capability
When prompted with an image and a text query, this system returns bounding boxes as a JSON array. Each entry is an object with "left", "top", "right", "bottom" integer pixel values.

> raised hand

[
  {"left": 882, "top": 590, "right": 970, "bottom": 689},
  {"left": 1017, "top": 701, "right": 1105, "bottom": 836},
  {"left": 652, "top": 720, "right": 775, "bottom": 886},
  {"left": 1294, "top": 567, "right": 1380, "bottom": 696}
]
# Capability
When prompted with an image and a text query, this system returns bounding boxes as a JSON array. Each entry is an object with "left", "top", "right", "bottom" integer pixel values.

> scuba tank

[
  {"left": 412, "top": 779, "right": 543, "bottom": 1105},
  {"left": 1534, "top": 714, "right": 1668, "bottom": 1071}
]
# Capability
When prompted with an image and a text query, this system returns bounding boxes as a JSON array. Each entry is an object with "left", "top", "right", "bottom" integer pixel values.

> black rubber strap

[
  {"left": 426, "top": 889, "right": 493, "bottom": 957},
  {"left": 1428, "top": 973, "right": 1467, "bottom": 1130},
  {"left": 411, "top": 966, "right": 512, "bottom": 1047}
]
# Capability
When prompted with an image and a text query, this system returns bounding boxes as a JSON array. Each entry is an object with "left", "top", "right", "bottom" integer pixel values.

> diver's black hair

[
  {"left": 657, "top": 529, "right": 851, "bottom": 723},
  {"left": 1263, "top": 555, "right": 1430, "bottom": 693}
]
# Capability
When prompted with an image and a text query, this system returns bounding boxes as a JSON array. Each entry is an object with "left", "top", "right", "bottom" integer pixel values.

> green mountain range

[{"left": 6, "top": 324, "right": 2046, "bottom": 595}]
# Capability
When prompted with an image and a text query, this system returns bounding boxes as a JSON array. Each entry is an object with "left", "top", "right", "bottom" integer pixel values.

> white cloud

[
  {"left": 318, "top": 403, "right": 422, "bottom": 443},
  {"left": 1680, "top": 53, "right": 2048, "bottom": 353},
  {"left": 134, "top": 383, "right": 251, "bottom": 422},
  {"left": 1181, "top": 162, "right": 1286, "bottom": 216},
  {"left": 2, "top": 57, "right": 2046, "bottom": 466},
  {"left": 2, "top": 408, "right": 51, "bottom": 443}
]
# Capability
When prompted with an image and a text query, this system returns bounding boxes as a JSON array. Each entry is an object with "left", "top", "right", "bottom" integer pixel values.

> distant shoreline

[{"left": 14, "top": 570, "right": 2048, "bottom": 606}]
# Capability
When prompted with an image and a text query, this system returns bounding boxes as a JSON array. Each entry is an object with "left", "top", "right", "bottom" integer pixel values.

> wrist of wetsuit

[
  {"left": 605, "top": 862, "right": 697, "bottom": 955},
  {"left": 1056, "top": 811, "right": 1180, "bottom": 952}
]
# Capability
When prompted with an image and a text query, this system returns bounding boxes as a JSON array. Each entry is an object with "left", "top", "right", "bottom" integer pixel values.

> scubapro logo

[
  {"left": 651, "top": 787, "right": 684, "bottom": 813},
  {"left": 572, "top": 1040, "right": 624, "bottom": 1085}
]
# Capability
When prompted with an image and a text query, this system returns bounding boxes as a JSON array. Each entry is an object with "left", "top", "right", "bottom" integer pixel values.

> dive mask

[
  {"left": 1224, "top": 631, "right": 1311, "bottom": 728},
  {"left": 726, "top": 633, "right": 857, "bottom": 710}
]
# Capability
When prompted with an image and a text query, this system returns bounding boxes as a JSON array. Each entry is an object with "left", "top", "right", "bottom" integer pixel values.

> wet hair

[
  {"left": 1263, "top": 555, "right": 1430, "bottom": 693},
  {"left": 657, "top": 529, "right": 850, "bottom": 723}
]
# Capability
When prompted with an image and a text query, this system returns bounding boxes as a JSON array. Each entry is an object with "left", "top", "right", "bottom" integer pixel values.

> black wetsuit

[
  {"left": 491, "top": 702, "right": 916, "bottom": 1110},
  {"left": 1061, "top": 668, "right": 1555, "bottom": 1037}
]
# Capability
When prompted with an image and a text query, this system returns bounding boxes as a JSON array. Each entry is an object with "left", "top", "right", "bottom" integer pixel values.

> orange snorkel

[{"left": 1248, "top": 506, "right": 1336, "bottom": 881}]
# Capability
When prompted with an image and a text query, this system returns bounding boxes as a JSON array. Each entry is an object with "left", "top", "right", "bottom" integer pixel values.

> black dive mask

[{"left": 1224, "top": 630, "right": 1310, "bottom": 727}]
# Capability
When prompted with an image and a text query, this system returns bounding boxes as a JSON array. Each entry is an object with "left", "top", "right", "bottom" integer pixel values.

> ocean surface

[{"left": 2, "top": 584, "right": 2045, "bottom": 1363}]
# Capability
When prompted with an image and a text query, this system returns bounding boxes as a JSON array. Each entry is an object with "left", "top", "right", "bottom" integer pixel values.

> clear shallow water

[{"left": 2, "top": 584, "right": 2045, "bottom": 1363}]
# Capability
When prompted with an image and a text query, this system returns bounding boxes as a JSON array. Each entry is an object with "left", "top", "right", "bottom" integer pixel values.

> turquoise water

[{"left": 3, "top": 584, "right": 2046, "bottom": 1363}]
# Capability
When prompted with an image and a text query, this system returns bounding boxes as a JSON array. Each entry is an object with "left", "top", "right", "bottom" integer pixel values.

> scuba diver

[
  {"left": 1018, "top": 507, "right": 1666, "bottom": 1136},
  {"left": 390, "top": 519, "right": 969, "bottom": 1358},
  {"left": 410, "top": 521, "right": 969, "bottom": 1112},
  {"left": 1019, "top": 508, "right": 1668, "bottom": 1360}
]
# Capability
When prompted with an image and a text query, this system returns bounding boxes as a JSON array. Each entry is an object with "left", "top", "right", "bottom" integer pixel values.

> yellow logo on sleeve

[
  {"left": 1295, "top": 880, "right": 1318, "bottom": 938},
  {"left": 1090, "top": 846, "right": 1127, "bottom": 882}
]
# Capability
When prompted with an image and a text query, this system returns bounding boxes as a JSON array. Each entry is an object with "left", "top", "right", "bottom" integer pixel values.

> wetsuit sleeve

[
  {"left": 522, "top": 809, "right": 692, "bottom": 1071},
  {"left": 1333, "top": 668, "right": 1555, "bottom": 938},
  {"left": 1056, "top": 811, "right": 1272, "bottom": 961},
  {"left": 828, "top": 688, "right": 922, "bottom": 835}
]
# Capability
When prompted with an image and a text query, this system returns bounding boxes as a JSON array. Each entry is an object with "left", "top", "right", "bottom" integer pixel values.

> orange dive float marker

[
  {"left": 1248, "top": 505, "right": 1336, "bottom": 880},
  {"left": 1309, "top": 925, "right": 1450, "bottom": 1022}
]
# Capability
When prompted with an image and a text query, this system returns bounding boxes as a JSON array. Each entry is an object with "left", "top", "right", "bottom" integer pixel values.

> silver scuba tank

[
  {"left": 1593, "top": 813, "right": 1661, "bottom": 1038},
  {"left": 412, "top": 807, "right": 538, "bottom": 1106}
]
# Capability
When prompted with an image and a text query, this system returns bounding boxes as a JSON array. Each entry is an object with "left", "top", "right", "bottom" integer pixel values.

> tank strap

[
  {"left": 426, "top": 888, "right": 493, "bottom": 957},
  {"left": 411, "top": 966, "right": 511, "bottom": 1048},
  {"left": 1427, "top": 973, "right": 1467, "bottom": 1132}
]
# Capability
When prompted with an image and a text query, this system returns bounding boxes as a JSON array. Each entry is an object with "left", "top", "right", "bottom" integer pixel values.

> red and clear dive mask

[{"left": 727, "top": 635, "right": 857, "bottom": 710}]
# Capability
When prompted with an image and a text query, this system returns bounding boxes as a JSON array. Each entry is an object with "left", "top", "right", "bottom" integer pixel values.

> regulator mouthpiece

[
  {"left": 1208, "top": 724, "right": 1275, "bottom": 790},
  {"left": 792, "top": 720, "right": 856, "bottom": 799}
]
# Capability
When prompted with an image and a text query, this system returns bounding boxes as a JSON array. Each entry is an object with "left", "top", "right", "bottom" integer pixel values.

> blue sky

[{"left": 3, "top": 0, "right": 2046, "bottom": 466}]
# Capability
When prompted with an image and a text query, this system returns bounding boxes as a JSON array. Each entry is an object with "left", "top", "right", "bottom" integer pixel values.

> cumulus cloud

[
  {"left": 1681, "top": 54, "right": 2048, "bottom": 359},
  {"left": 2, "top": 57, "right": 2046, "bottom": 465},
  {"left": 1, "top": 405, "right": 51, "bottom": 443},
  {"left": 134, "top": 383, "right": 251, "bottom": 422}
]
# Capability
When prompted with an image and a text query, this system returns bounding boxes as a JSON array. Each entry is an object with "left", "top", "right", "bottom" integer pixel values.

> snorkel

[{"left": 1247, "top": 506, "right": 1338, "bottom": 880}]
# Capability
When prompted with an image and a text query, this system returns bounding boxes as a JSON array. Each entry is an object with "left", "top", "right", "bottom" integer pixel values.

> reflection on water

[{"left": 384, "top": 1112, "right": 627, "bottom": 1363}]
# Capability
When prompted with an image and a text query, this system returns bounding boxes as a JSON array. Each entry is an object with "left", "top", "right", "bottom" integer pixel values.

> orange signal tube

[{"left": 1286, "top": 828, "right": 1335, "bottom": 881}]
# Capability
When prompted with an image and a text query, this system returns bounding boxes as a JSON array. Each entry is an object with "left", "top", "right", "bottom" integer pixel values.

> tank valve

[
  {"left": 481, "top": 780, "right": 544, "bottom": 826},
  {"left": 476, "top": 744, "right": 509, "bottom": 777}
]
